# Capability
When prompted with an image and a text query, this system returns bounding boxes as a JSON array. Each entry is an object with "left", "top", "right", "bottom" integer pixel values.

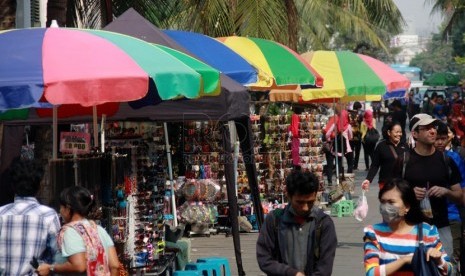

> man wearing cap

[{"left": 404, "top": 113, "right": 463, "bottom": 260}]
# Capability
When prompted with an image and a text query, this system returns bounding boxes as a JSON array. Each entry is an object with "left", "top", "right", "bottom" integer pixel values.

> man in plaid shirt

[{"left": 0, "top": 159, "right": 60, "bottom": 275}]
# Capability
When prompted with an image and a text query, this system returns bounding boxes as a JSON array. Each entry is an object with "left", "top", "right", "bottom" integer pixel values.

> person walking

[
  {"left": 363, "top": 178, "right": 452, "bottom": 275},
  {"left": 434, "top": 122, "right": 465, "bottom": 274},
  {"left": 403, "top": 114, "right": 463, "bottom": 261},
  {"left": 386, "top": 100, "right": 407, "bottom": 144},
  {"left": 256, "top": 171, "right": 337, "bottom": 276},
  {"left": 349, "top": 101, "right": 364, "bottom": 170},
  {"left": 361, "top": 121, "right": 408, "bottom": 191},
  {"left": 360, "top": 110, "right": 377, "bottom": 171},
  {"left": 37, "top": 186, "right": 120, "bottom": 276},
  {"left": 0, "top": 158, "right": 61, "bottom": 276}
]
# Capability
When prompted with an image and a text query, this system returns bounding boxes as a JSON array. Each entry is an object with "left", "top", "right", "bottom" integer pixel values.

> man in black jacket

[{"left": 256, "top": 171, "right": 337, "bottom": 276}]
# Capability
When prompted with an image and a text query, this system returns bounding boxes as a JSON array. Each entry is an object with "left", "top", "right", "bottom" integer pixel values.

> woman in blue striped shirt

[{"left": 363, "top": 178, "right": 452, "bottom": 275}]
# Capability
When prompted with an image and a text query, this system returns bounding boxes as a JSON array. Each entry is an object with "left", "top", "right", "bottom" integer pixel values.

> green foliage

[
  {"left": 116, "top": 0, "right": 405, "bottom": 53},
  {"left": 450, "top": 16, "right": 465, "bottom": 57},
  {"left": 410, "top": 34, "right": 456, "bottom": 77},
  {"left": 49, "top": 0, "right": 405, "bottom": 54}
]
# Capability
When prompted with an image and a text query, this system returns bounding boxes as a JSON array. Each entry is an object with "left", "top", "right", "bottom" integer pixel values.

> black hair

[
  {"left": 59, "top": 186, "right": 95, "bottom": 217},
  {"left": 382, "top": 121, "right": 402, "bottom": 140},
  {"left": 285, "top": 171, "right": 319, "bottom": 197},
  {"left": 6, "top": 158, "right": 44, "bottom": 197},
  {"left": 390, "top": 100, "right": 402, "bottom": 109},
  {"left": 353, "top": 101, "right": 362, "bottom": 110},
  {"left": 379, "top": 178, "right": 426, "bottom": 225},
  {"left": 436, "top": 121, "right": 448, "bottom": 136},
  {"left": 431, "top": 92, "right": 437, "bottom": 98},
  {"left": 448, "top": 124, "right": 461, "bottom": 148}
]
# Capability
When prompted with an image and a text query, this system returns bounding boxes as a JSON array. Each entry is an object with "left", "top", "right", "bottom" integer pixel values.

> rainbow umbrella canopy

[
  {"left": 271, "top": 50, "right": 410, "bottom": 102},
  {"left": 164, "top": 30, "right": 258, "bottom": 86},
  {"left": 0, "top": 28, "right": 221, "bottom": 119},
  {"left": 216, "top": 36, "right": 323, "bottom": 90}
]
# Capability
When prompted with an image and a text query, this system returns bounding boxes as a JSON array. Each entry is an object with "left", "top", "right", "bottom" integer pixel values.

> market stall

[
  {"left": 0, "top": 78, "right": 254, "bottom": 276},
  {"left": 0, "top": 19, "right": 256, "bottom": 276}
]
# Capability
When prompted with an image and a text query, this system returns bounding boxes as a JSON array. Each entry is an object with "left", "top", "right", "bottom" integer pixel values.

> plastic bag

[
  {"left": 420, "top": 197, "right": 433, "bottom": 219},
  {"left": 420, "top": 183, "right": 433, "bottom": 219},
  {"left": 354, "top": 191, "right": 368, "bottom": 222}
]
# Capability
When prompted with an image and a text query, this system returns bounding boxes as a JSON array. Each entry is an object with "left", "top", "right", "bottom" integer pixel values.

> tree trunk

[
  {"left": 0, "top": 0, "right": 16, "bottom": 30},
  {"left": 284, "top": 0, "right": 298, "bottom": 51},
  {"left": 46, "top": 0, "right": 68, "bottom": 27}
]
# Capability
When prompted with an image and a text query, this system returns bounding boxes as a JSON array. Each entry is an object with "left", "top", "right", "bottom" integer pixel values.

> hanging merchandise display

[
  {"left": 175, "top": 121, "right": 224, "bottom": 236},
  {"left": 250, "top": 102, "right": 331, "bottom": 212},
  {"left": 101, "top": 122, "right": 177, "bottom": 274}
]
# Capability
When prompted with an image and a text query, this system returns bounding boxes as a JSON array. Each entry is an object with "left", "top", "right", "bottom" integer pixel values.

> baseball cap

[{"left": 409, "top": 113, "right": 437, "bottom": 131}]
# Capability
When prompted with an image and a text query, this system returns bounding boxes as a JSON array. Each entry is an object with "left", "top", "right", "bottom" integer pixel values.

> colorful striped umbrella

[
  {"left": 0, "top": 28, "right": 221, "bottom": 112},
  {"left": 164, "top": 30, "right": 258, "bottom": 86},
  {"left": 303, "top": 51, "right": 409, "bottom": 102},
  {"left": 217, "top": 36, "right": 323, "bottom": 90},
  {"left": 271, "top": 51, "right": 410, "bottom": 102}
]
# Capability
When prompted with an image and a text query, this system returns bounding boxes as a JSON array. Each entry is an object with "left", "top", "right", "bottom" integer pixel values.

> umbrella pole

[
  {"left": 101, "top": 115, "right": 106, "bottom": 153},
  {"left": 93, "top": 106, "right": 99, "bottom": 149},
  {"left": 163, "top": 122, "right": 178, "bottom": 227},
  {"left": 229, "top": 121, "right": 239, "bottom": 199},
  {"left": 53, "top": 106, "right": 57, "bottom": 160},
  {"left": 333, "top": 99, "right": 340, "bottom": 185}
]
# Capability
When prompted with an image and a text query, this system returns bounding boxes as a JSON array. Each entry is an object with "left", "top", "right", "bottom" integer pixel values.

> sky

[{"left": 393, "top": 0, "right": 443, "bottom": 36}]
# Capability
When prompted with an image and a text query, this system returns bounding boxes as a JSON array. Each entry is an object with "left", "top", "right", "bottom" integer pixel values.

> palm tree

[
  {"left": 147, "top": 0, "right": 405, "bottom": 52},
  {"left": 428, "top": 0, "right": 465, "bottom": 39},
  {"left": 46, "top": 0, "right": 404, "bottom": 53}
]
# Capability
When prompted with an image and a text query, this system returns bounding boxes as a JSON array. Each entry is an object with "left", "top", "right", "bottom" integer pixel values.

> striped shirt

[
  {"left": 364, "top": 222, "right": 451, "bottom": 276},
  {"left": 0, "top": 197, "right": 61, "bottom": 276}
]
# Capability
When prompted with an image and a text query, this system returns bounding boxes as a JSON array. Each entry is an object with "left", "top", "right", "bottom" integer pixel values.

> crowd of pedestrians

[{"left": 257, "top": 90, "right": 465, "bottom": 276}]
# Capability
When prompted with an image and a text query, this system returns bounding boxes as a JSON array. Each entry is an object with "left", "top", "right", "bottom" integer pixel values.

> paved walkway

[
  {"left": 189, "top": 118, "right": 387, "bottom": 275},
  {"left": 189, "top": 166, "right": 382, "bottom": 275}
]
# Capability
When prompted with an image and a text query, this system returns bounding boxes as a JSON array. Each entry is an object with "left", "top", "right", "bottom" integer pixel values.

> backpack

[
  {"left": 272, "top": 208, "right": 323, "bottom": 271},
  {"left": 349, "top": 111, "right": 363, "bottom": 141},
  {"left": 363, "top": 128, "right": 380, "bottom": 146}
]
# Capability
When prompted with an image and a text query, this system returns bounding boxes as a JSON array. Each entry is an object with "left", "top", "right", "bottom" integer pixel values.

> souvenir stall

[
  {"left": 0, "top": 74, "right": 256, "bottom": 276},
  {"left": 245, "top": 99, "right": 332, "bottom": 212}
]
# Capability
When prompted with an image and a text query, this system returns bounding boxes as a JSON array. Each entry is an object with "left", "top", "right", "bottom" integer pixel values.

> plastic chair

[
  {"left": 197, "top": 257, "right": 231, "bottom": 276},
  {"left": 173, "top": 271, "right": 201, "bottom": 276},
  {"left": 331, "top": 200, "right": 354, "bottom": 217},
  {"left": 185, "top": 262, "right": 217, "bottom": 276}
]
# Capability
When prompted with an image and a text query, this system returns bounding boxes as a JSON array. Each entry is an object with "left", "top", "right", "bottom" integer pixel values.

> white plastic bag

[{"left": 354, "top": 191, "right": 368, "bottom": 222}]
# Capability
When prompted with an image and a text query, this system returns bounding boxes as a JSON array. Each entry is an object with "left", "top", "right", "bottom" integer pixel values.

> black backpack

[{"left": 363, "top": 128, "right": 380, "bottom": 146}]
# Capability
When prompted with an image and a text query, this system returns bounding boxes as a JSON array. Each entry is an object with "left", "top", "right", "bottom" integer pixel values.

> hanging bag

[
  {"left": 353, "top": 190, "right": 368, "bottom": 222},
  {"left": 411, "top": 224, "right": 441, "bottom": 276}
]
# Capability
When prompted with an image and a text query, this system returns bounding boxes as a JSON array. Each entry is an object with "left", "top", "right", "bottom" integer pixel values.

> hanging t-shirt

[{"left": 404, "top": 149, "right": 461, "bottom": 228}]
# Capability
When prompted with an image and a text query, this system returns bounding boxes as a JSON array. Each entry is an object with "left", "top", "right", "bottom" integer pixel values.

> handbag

[{"left": 411, "top": 224, "right": 441, "bottom": 276}]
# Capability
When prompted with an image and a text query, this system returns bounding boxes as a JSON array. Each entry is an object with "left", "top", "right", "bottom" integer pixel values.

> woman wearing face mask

[
  {"left": 361, "top": 121, "right": 408, "bottom": 191},
  {"left": 363, "top": 178, "right": 452, "bottom": 276}
]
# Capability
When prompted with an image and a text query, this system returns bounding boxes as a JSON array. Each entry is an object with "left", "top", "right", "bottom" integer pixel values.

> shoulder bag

[{"left": 411, "top": 224, "right": 441, "bottom": 276}]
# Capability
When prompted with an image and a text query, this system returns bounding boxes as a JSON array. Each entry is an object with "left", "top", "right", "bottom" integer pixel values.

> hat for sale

[{"left": 409, "top": 113, "right": 437, "bottom": 131}]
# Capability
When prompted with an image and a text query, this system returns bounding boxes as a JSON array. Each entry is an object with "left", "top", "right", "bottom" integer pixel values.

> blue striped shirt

[
  {"left": 0, "top": 197, "right": 61, "bottom": 275},
  {"left": 364, "top": 222, "right": 451, "bottom": 276}
]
